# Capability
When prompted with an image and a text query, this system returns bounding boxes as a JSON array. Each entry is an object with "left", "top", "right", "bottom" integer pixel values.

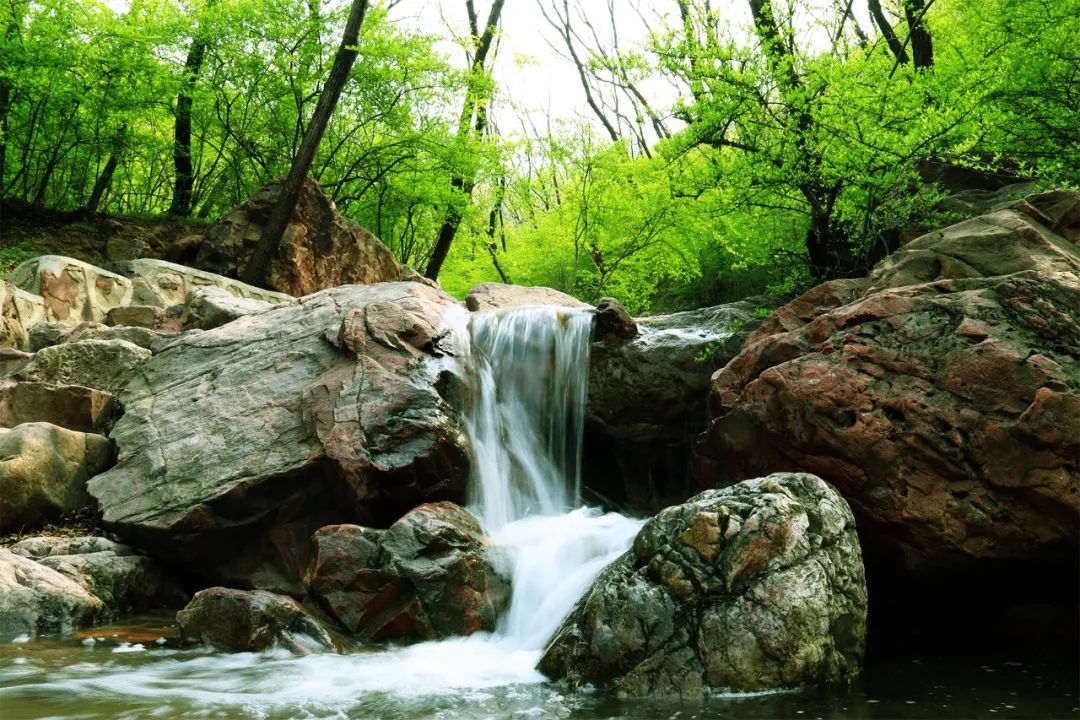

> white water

[{"left": 0, "top": 305, "right": 644, "bottom": 717}]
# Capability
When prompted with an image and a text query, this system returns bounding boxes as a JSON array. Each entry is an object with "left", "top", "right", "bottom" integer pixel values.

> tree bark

[
  {"left": 167, "top": 3, "right": 215, "bottom": 218},
  {"left": 241, "top": 0, "right": 370, "bottom": 287},
  {"left": 85, "top": 124, "right": 126, "bottom": 214},
  {"left": 867, "top": 0, "right": 909, "bottom": 65},
  {"left": 424, "top": 0, "right": 506, "bottom": 281},
  {"left": 904, "top": 0, "right": 934, "bottom": 69}
]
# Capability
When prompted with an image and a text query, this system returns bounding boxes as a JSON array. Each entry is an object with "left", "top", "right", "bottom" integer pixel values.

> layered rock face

[
  {"left": 695, "top": 191, "right": 1080, "bottom": 644},
  {"left": 195, "top": 177, "right": 408, "bottom": 295},
  {"left": 539, "top": 473, "right": 866, "bottom": 696},
  {"left": 88, "top": 282, "right": 469, "bottom": 594},
  {"left": 303, "top": 502, "right": 509, "bottom": 642},
  {"left": 586, "top": 296, "right": 778, "bottom": 512}
]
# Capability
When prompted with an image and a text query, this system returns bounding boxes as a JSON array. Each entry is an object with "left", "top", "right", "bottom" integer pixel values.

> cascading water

[{"left": 455, "top": 306, "right": 644, "bottom": 652}]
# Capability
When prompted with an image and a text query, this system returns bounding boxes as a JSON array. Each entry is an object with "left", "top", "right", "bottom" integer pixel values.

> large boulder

[
  {"left": 8, "top": 536, "right": 178, "bottom": 618},
  {"left": 196, "top": 177, "right": 407, "bottom": 295},
  {"left": 0, "top": 551, "right": 102, "bottom": 638},
  {"left": 0, "top": 423, "right": 113, "bottom": 533},
  {"left": 176, "top": 587, "right": 334, "bottom": 653},
  {"left": 585, "top": 296, "right": 779, "bottom": 512},
  {"left": 116, "top": 258, "right": 292, "bottom": 308},
  {"left": 464, "top": 282, "right": 589, "bottom": 311},
  {"left": 303, "top": 502, "right": 509, "bottom": 642},
  {"left": 7, "top": 255, "right": 132, "bottom": 324},
  {"left": 695, "top": 191, "right": 1080, "bottom": 646},
  {"left": 539, "top": 473, "right": 866, "bottom": 696},
  {"left": 182, "top": 285, "right": 275, "bottom": 330},
  {"left": 7, "top": 338, "right": 151, "bottom": 393},
  {"left": 0, "top": 380, "right": 119, "bottom": 433},
  {"left": 87, "top": 283, "right": 469, "bottom": 594}
]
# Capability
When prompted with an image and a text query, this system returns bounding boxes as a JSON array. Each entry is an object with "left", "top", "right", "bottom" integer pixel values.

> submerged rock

[
  {"left": 176, "top": 587, "right": 334, "bottom": 653},
  {"left": 538, "top": 473, "right": 866, "bottom": 696},
  {"left": 88, "top": 283, "right": 468, "bottom": 594},
  {"left": 0, "top": 423, "right": 113, "bottom": 533},
  {"left": 303, "top": 502, "right": 509, "bottom": 643}
]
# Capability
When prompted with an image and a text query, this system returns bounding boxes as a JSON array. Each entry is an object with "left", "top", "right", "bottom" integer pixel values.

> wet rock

[
  {"left": 0, "top": 551, "right": 102, "bottom": 638},
  {"left": 303, "top": 502, "right": 509, "bottom": 642},
  {"left": 7, "top": 338, "right": 151, "bottom": 393},
  {"left": 117, "top": 258, "right": 292, "bottom": 308},
  {"left": 593, "top": 298, "right": 638, "bottom": 342},
  {"left": 196, "top": 177, "right": 407, "bottom": 295},
  {"left": 585, "top": 296, "right": 779, "bottom": 512},
  {"left": 176, "top": 587, "right": 334, "bottom": 653},
  {"left": 695, "top": 192, "right": 1080, "bottom": 647},
  {"left": 182, "top": 285, "right": 275, "bottom": 330},
  {"left": 0, "top": 380, "right": 119, "bottom": 433},
  {"left": 539, "top": 473, "right": 866, "bottom": 696},
  {"left": 0, "top": 423, "right": 113, "bottom": 533},
  {"left": 7, "top": 255, "right": 132, "bottom": 324},
  {"left": 9, "top": 537, "right": 177, "bottom": 618},
  {"left": 464, "top": 282, "right": 590, "bottom": 312},
  {"left": 88, "top": 283, "right": 469, "bottom": 594}
]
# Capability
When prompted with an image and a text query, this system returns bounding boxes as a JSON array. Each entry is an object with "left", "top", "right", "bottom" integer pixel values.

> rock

[
  {"left": 88, "top": 283, "right": 469, "bottom": 594},
  {"left": 464, "top": 282, "right": 590, "bottom": 312},
  {"left": 0, "top": 423, "right": 113, "bottom": 533},
  {"left": 593, "top": 298, "right": 638, "bottom": 342},
  {"left": 0, "top": 380, "right": 119, "bottom": 433},
  {"left": 182, "top": 286, "right": 274, "bottom": 330},
  {"left": 7, "top": 255, "right": 132, "bottom": 324},
  {"left": 1, "top": 281, "right": 47, "bottom": 351},
  {"left": 104, "top": 233, "right": 150, "bottom": 263},
  {"left": 116, "top": 258, "right": 292, "bottom": 308},
  {"left": 28, "top": 322, "right": 70, "bottom": 351},
  {"left": 196, "top": 177, "right": 406, "bottom": 295},
  {"left": 538, "top": 473, "right": 866, "bottom": 696},
  {"left": 0, "top": 348, "right": 31, "bottom": 374},
  {"left": 0, "top": 551, "right": 102, "bottom": 638},
  {"left": 176, "top": 587, "right": 334, "bottom": 653},
  {"left": 64, "top": 322, "right": 163, "bottom": 351},
  {"left": 165, "top": 234, "right": 205, "bottom": 265},
  {"left": 585, "top": 296, "right": 779, "bottom": 513},
  {"left": 9, "top": 537, "right": 176, "bottom": 618},
  {"left": 8, "top": 339, "right": 151, "bottom": 393},
  {"left": 695, "top": 192, "right": 1080, "bottom": 647},
  {"left": 303, "top": 502, "right": 509, "bottom": 642},
  {"left": 106, "top": 305, "right": 166, "bottom": 330}
]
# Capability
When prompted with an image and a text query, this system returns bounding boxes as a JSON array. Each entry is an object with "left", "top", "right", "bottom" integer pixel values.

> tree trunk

[
  {"left": 85, "top": 124, "right": 126, "bottom": 214},
  {"left": 424, "top": 0, "right": 506, "bottom": 281},
  {"left": 904, "top": 0, "right": 934, "bottom": 69},
  {"left": 241, "top": 0, "right": 370, "bottom": 287},
  {"left": 867, "top": 0, "right": 909, "bottom": 65},
  {"left": 167, "top": 4, "right": 214, "bottom": 218}
]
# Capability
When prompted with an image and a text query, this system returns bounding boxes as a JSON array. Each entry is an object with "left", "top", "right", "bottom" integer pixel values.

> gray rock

[
  {"left": 585, "top": 296, "right": 779, "bottom": 512},
  {"left": 182, "top": 285, "right": 276, "bottom": 330},
  {"left": 465, "top": 282, "right": 590, "bottom": 311},
  {"left": 539, "top": 473, "right": 867, "bottom": 696},
  {"left": 0, "top": 348, "right": 32, "bottom": 374},
  {"left": 0, "top": 551, "right": 101, "bottom": 638},
  {"left": 8, "top": 339, "right": 151, "bottom": 393},
  {"left": 88, "top": 283, "right": 469, "bottom": 594},
  {"left": 64, "top": 323, "right": 163, "bottom": 351},
  {"left": 0, "top": 423, "right": 113, "bottom": 533},
  {"left": 9, "top": 536, "right": 178, "bottom": 618},
  {"left": 8, "top": 256, "right": 132, "bottom": 325},
  {"left": 303, "top": 502, "right": 509, "bottom": 642},
  {"left": 177, "top": 587, "right": 334, "bottom": 653},
  {"left": 115, "top": 258, "right": 293, "bottom": 308}
]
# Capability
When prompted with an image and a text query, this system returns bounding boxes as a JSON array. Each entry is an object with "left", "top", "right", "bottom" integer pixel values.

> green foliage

[{"left": 0, "top": 241, "right": 41, "bottom": 279}]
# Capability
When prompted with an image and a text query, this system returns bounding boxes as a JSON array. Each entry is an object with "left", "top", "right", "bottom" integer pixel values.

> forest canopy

[{"left": 1, "top": 0, "right": 1077, "bottom": 312}]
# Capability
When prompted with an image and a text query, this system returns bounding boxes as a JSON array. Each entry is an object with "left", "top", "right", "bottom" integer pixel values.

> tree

[
  {"left": 168, "top": 0, "right": 216, "bottom": 217},
  {"left": 423, "top": 0, "right": 506, "bottom": 281},
  {"left": 242, "top": 0, "right": 370, "bottom": 287}
]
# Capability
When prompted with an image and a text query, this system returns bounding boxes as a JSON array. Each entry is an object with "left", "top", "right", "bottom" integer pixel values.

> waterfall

[{"left": 453, "top": 305, "right": 644, "bottom": 652}]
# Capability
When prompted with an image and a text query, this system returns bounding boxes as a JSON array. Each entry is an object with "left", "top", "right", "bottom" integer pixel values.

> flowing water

[{"left": 1, "top": 306, "right": 1077, "bottom": 719}]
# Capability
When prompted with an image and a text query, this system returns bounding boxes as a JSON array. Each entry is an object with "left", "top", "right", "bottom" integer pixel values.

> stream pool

[{"left": 0, "top": 615, "right": 1076, "bottom": 720}]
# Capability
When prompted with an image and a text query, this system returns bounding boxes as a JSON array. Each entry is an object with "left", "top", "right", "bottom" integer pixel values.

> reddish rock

[
  {"left": 176, "top": 587, "right": 333, "bottom": 653},
  {"left": 197, "top": 177, "right": 408, "bottom": 295},
  {"left": 303, "top": 502, "right": 509, "bottom": 643},
  {"left": 696, "top": 193, "right": 1080, "bottom": 586},
  {"left": 0, "top": 380, "right": 119, "bottom": 433}
]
